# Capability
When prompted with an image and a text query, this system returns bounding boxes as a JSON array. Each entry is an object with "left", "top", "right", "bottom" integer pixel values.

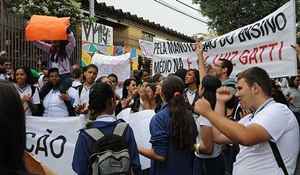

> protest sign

[
  {"left": 139, "top": 39, "right": 155, "bottom": 58},
  {"left": 117, "top": 109, "right": 155, "bottom": 170},
  {"left": 203, "top": 0, "right": 297, "bottom": 78},
  {"left": 92, "top": 53, "right": 131, "bottom": 82},
  {"left": 82, "top": 22, "right": 113, "bottom": 46},
  {"left": 139, "top": 40, "right": 198, "bottom": 76},
  {"left": 26, "top": 116, "right": 86, "bottom": 175},
  {"left": 139, "top": 1, "right": 297, "bottom": 78},
  {"left": 25, "top": 15, "right": 70, "bottom": 41},
  {"left": 26, "top": 112, "right": 153, "bottom": 173}
]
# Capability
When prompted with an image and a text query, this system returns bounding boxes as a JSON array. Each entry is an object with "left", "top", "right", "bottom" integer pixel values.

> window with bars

[{"left": 142, "top": 31, "right": 155, "bottom": 42}]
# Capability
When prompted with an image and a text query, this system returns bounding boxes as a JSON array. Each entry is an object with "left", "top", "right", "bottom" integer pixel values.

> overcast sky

[{"left": 96, "top": 0, "right": 209, "bottom": 36}]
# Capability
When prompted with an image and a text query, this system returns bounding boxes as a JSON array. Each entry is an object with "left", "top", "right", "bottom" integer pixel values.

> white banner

[
  {"left": 117, "top": 109, "right": 155, "bottom": 170},
  {"left": 203, "top": 0, "right": 297, "bottom": 78},
  {"left": 139, "top": 1, "right": 297, "bottom": 78},
  {"left": 92, "top": 53, "right": 131, "bottom": 82},
  {"left": 26, "top": 112, "right": 154, "bottom": 173},
  {"left": 26, "top": 116, "right": 87, "bottom": 175},
  {"left": 139, "top": 40, "right": 198, "bottom": 76}
]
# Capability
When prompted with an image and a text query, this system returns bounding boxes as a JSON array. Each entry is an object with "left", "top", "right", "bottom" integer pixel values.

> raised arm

[
  {"left": 212, "top": 87, "right": 234, "bottom": 144},
  {"left": 34, "top": 41, "right": 52, "bottom": 53},
  {"left": 65, "top": 31, "right": 76, "bottom": 57},
  {"left": 194, "top": 97, "right": 270, "bottom": 146},
  {"left": 196, "top": 41, "right": 207, "bottom": 84}
]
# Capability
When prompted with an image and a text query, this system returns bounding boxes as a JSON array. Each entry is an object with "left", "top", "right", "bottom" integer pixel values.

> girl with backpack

[
  {"left": 138, "top": 75, "right": 199, "bottom": 175},
  {"left": 72, "top": 82, "right": 142, "bottom": 175}
]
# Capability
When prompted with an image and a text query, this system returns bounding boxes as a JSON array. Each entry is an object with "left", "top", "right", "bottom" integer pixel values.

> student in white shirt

[
  {"left": 74, "top": 64, "right": 98, "bottom": 114},
  {"left": 194, "top": 67, "right": 300, "bottom": 175},
  {"left": 37, "top": 67, "right": 48, "bottom": 89},
  {"left": 14, "top": 67, "right": 41, "bottom": 116},
  {"left": 184, "top": 69, "right": 200, "bottom": 107},
  {"left": 194, "top": 75, "right": 224, "bottom": 175},
  {"left": 71, "top": 67, "right": 82, "bottom": 89},
  {"left": 40, "top": 68, "right": 75, "bottom": 117}
]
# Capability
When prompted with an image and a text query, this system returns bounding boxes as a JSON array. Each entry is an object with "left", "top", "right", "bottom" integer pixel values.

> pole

[{"left": 89, "top": 0, "right": 95, "bottom": 17}]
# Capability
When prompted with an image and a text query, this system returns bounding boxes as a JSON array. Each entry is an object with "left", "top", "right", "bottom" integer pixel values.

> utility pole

[{"left": 89, "top": 0, "right": 95, "bottom": 17}]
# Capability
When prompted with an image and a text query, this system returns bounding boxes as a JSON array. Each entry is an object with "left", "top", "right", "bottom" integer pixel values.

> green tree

[
  {"left": 193, "top": 0, "right": 300, "bottom": 35},
  {"left": 7, "top": 0, "right": 84, "bottom": 24}
]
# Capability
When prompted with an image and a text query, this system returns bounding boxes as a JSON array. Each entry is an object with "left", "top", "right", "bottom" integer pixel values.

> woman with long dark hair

[
  {"left": 139, "top": 75, "right": 198, "bottom": 175},
  {"left": 115, "top": 78, "right": 138, "bottom": 115},
  {"left": 0, "top": 80, "right": 27, "bottom": 174},
  {"left": 195, "top": 75, "right": 224, "bottom": 175},
  {"left": 14, "top": 67, "right": 41, "bottom": 116},
  {"left": 122, "top": 78, "right": 138, "bottom": 100}
]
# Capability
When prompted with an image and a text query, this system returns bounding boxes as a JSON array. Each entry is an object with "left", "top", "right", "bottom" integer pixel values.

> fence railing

[{"left": 0, "top": 4, "right": 81, "bottom": 69}]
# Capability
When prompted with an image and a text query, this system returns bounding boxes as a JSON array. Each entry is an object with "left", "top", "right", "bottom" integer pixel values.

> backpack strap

[
  {"left": 30, "top": 85, "right": 36, "bottom": 97},
  {"left": 269, "top": 141, "right": 289, "bottom": 175},
  {"left": 78, "top": 85, "right": 84, "bottom": 97},
  {"left": 113, "top": 122, "right": 128, "bottom": 137},
  {"left": 85, "top": 128, "right": 105, "bottom": 141}
]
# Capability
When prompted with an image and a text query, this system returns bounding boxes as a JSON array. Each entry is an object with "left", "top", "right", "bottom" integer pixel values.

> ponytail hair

[{"left": 162, "top": 75, "right": 195, "bottom": 151}]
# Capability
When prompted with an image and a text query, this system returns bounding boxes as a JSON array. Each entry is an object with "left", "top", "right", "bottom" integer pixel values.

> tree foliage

[
  {"left": 7, "top": 0, "right": 84, "bottom": 24},
  {"left": 193, "top": 0, "right": 300, "bottom": 35}
]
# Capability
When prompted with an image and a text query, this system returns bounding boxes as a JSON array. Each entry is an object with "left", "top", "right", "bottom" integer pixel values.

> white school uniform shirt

[
  {"left": 185, "top": 89, "right": 196, "bottom": 106},
  {"left": 72, "top": 79, "right": 82, "bottom": 88},
  {"left": 96, "top": 115, "right": 117, "bottom": 122},
  {"left": 43, "top": 89, "right": 69, "bottom": 117},
  {"left": 77, "top": 85, "right": 92, "bottom": 107},
  {"left": 194, "top": 114, "right": 222, "bottom": 158},
  {"left": 15, "top": 84, "right": 40, "bottom": 116},
  {"left": 233, "top": 99, "right": 300, "bottom": 175}
]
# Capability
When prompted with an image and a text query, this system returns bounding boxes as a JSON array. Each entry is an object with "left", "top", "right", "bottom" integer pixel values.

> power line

[
  {"left": 174, "top": 0, "right": 202, "bottom": 13},
  {"left": 153, "top": 0, "right": 208, "bottom": 24}
]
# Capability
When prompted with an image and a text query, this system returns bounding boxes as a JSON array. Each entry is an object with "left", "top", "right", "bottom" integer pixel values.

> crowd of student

[{"left": 1, "top": 41, "right": 300, "bottom": 175}]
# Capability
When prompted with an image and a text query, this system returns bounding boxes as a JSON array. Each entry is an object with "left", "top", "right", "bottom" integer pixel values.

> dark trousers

[
  {"left": 142, "top": 168, "right": 149, "bottom": 175},
  {"left": 201, "top": 154, "right": 225, "bottom": 175},
  {"left": 223, "top": 144, "right": 239, "bottom": 175}
]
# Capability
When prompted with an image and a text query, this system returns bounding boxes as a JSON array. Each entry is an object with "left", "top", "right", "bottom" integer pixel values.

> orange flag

[{"left": 25, "top": 15, "right": 70, "bottom": 41}]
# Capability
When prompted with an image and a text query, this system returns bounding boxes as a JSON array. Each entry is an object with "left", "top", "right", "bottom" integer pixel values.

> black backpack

[
  {"left": 85, "top": 122, "right": 131, "bottom": 175},
  {"left": 27, "top": 85, "right": 42, "bottom": 116}
]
